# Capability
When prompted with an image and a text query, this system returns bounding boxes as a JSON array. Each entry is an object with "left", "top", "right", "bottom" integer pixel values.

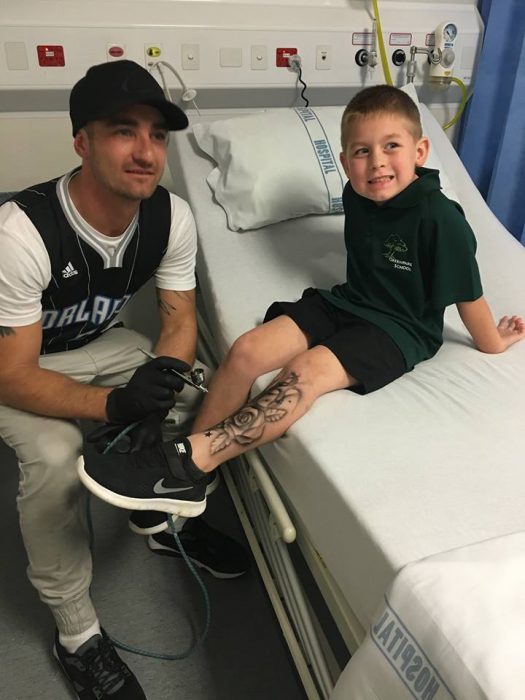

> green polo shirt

[{"left": 319, "top": 168, "right": 483, "bottom": 369}]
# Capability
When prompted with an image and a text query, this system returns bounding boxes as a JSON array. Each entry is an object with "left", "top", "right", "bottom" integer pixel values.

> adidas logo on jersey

[{"left": 62, "top": 261, "right": 78, "bottom": 278}]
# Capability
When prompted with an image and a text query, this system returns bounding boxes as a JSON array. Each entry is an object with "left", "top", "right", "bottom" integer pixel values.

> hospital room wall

[
  {"left": 0, "top": 0, "right": 482, "bottom": 338},
  {"left": 0, "top": 0, "right": 483, "bottom": 189}
]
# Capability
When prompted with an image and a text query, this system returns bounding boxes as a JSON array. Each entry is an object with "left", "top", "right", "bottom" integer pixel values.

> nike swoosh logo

[{"left": 153, "top": 479, "right": 194, "bottom": 495}]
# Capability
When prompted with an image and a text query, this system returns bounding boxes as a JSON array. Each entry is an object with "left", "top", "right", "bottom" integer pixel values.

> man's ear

[
  {"left": 415, "top": 136, "right": 430, "bottom": 167},
  {"left": 73, "top": 128, "right": 89, "bottom": 159}
]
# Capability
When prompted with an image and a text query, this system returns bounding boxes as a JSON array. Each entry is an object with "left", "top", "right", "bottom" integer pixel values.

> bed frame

[{"left": 168, "top": 103, "right": 525, "bottom": 700}]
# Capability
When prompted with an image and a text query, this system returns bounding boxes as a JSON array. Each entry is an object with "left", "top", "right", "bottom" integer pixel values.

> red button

[{"left": 108, "top": 46, "right": 124, "bottom": 58}]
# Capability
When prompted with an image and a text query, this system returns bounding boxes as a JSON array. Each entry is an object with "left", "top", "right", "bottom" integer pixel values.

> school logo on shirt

[{"left": 383, "top": 235, "right": 412, "bottom": 272}]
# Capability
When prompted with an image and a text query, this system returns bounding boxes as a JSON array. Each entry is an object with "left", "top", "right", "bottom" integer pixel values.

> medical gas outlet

[
  {"left": 355, "top": 48, "right": 377, "bottom": 68},
  {"left": 392, "top": 49, "right": 406, "bottom": 66},
  {"left": 429, "top": 22, "right": 457, "bottom": 85},
  {"left": 406, "top": 22, "right": 457, "bottom": 87}
]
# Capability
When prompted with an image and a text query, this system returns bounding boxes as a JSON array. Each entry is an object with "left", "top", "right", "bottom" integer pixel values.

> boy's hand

[
  {"left": 458, "top": 298, "right": 525, "bottom": 353},
  {"left": 496, "top": 315, "right": 525, "bottom": 349}
]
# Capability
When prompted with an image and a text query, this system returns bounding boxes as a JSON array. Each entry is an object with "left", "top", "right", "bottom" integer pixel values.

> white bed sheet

[{"left": 168, "top": 105, "right": 525, "bottom": 633}]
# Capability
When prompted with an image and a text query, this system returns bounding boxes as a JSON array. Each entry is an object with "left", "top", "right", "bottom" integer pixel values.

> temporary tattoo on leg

[
  {"left": 0, "top": 326, "right": 14, "bottom": 338},
  {"left": 207, "top": 372, "right": 301, "bottom": 455}
]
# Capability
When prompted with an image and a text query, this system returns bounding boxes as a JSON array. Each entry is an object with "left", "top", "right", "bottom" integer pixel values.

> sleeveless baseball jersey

[{"left": 10, "top": 172, "right": 171, "bottom": 354}]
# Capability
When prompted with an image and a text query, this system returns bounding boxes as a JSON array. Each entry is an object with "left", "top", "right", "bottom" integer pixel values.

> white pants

[{"left": 0, "top": 327, "right": 208, "bottom": 635}]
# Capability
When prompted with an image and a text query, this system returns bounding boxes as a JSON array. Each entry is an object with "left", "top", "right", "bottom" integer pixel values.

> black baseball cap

[{"left": 69, "top": 59, "right": 189, "bottom": 135}]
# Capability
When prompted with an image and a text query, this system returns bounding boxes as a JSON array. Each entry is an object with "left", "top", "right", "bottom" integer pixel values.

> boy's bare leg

[
  {"left": 192, "top": 316, "right": 310, "bottom": 433},
  {"left": 189, "top": 345, "right": 357, "bottom": 472}
]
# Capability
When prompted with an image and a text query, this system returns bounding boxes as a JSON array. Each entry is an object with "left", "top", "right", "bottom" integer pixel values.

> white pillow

[
  {"left": 193, "top": 107, "right": 347, "bottom": 231},
  {"left": 193, "top": 89, "right": 459, "bottom": 232}
]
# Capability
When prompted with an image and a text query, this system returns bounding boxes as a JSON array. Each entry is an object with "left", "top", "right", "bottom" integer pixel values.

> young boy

[{"left": 80, "top": 85, "right": 525, "bottom": 517}]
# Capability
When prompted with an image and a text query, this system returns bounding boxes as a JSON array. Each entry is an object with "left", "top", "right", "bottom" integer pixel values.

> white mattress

[{"left": 168, "top": 105, "right": 525, "bottom": 632}]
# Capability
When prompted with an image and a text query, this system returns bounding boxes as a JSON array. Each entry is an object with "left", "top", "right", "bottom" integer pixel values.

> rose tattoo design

[{"left": 209, "top": 372, "right": 301, "bottom": 455}]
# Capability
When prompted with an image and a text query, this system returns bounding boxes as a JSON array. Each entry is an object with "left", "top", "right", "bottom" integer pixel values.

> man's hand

[{"left": 106, "top": 356, "right": 190, "bottom": 424}]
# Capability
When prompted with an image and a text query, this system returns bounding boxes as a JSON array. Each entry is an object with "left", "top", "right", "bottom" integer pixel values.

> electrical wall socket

[{"left": 316, "top": 45, "right": 332, "bottom": 70}]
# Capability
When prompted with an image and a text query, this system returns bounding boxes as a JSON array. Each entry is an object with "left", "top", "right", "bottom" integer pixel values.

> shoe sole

[
  {"left": 128, "top": 473, "right": 221, "bottom": 535},
  {"left": 128, "top": 517, "right": 172, "bottom": 536},
  {"left": 148, "top": 537, "right": 247, "bottom": 579},
  {"left": 77, "top": 457, "right": 207, "bottom": 518}
]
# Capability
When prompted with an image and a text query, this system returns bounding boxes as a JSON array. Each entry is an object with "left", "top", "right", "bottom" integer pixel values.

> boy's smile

[{"left": 340, "top": 113, "right": 429, "bottom": 203}]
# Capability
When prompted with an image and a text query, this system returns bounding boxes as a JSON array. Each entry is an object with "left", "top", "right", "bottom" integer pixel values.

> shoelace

[{"left": 80, "top": 636, "right": 130, "bottom": 695}]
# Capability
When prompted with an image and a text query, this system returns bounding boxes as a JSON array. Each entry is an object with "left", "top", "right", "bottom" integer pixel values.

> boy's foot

[
  {"left": 78, "top": 440, "right": 208, "bottom": 518},
  {"left": 128, "top": 472, "right": 220, "bottom": 535},
  {"left": 147, "top": 518, "right": 251, "bottom": 579},
  {"left": 53, "top": 628, "right": 147, "bottom": 699}
]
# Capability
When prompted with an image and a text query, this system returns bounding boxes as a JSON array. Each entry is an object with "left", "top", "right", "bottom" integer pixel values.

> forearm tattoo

[
  {"left": 206, "top": 372, "right": 302, "bottom": 455},
  {"left": 158, "top": 298, "right": 177, "bottom": 315},
  {"left": 0, "top": 326, "right": 14, "bottom": 338}
]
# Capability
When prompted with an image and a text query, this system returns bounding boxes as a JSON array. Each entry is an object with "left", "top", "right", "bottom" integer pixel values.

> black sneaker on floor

[
  {"left": 79, "top": 440, "right": 207, "bottom": 517},
  {"left": 129, "top": 472, "right": 221, "bottom": 535},
  {"left": 53, "top": 628, "right": 147, "bottom": 699},
  {"left": 148, "top": 518, "right": 251, "bottom": 579}
]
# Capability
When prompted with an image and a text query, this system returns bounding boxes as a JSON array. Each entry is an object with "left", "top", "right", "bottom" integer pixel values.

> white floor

[{"left": 0, "top": 440, "right": 307, "bottom": 700}]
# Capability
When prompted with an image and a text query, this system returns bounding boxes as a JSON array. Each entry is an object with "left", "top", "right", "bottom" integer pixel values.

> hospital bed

[{"left": 167, "top": 90, "right": 525, "bottom": 699}]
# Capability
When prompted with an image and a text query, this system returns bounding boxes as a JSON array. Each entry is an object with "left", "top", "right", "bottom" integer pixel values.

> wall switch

[
  {"left": 181, "top": 44, "right": 200, "bottom": 70},
  {"left": 316, "top": 45, "right": 332, "bottom": 70},
  {"left": 251, "top": 45, "right": 267, "bottom": 70}
]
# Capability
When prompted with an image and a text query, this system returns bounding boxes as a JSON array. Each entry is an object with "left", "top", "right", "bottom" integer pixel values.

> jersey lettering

[{"left": 42, "top": 294, "right": 132, "bottom": 330}]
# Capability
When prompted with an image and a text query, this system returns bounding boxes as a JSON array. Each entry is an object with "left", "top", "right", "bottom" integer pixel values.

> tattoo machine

[{"left": 137, "top": 347, "right": 208, "bottom": 393}]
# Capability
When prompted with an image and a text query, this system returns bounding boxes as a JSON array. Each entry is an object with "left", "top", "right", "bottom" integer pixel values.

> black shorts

[{"left": 264, "top": 288, "right": 406, "bottom": 394}]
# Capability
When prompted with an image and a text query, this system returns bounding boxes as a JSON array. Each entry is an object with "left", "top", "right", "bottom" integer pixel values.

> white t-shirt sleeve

[
  {"left": 0, "top": 202, "right": 51, "bottom": 326},
  {"left": 154, "top": 193, "right": 197, "bottom": 291}
]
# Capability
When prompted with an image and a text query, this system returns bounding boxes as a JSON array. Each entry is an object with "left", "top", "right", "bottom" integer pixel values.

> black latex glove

[
  {"left": 87, "top": 410, "right": 167, "bottom": 454},
  {"left": 106, "top": 356, "right": 190, "bottom": 425}
]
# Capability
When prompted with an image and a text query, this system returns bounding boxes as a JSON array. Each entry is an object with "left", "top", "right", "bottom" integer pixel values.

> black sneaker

[
  {"left": 148, "top": 518, "right": 251, "bottom": 579},
  {"left": 78, "top": 440, "right": 207, "bottom": 517},
  {"left": 129, "top": 472, "right": 221, "bottom": 535},
  {"left": 53, "top": 628, "right": 147, "bottom": 699}
]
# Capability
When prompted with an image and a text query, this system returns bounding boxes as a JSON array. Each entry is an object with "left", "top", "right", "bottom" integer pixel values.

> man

[{"left": 0, "top": 60, "right": 247, "bottom": 700}]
